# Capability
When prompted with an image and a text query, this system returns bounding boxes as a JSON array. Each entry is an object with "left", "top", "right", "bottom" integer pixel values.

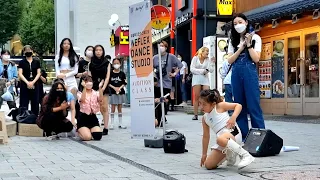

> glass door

[
  {"left": 302, "top": 29, "right": 320, "bottom": 115},
  {"left": 286, "top": 31, "right": 303, "bottom": 115}
]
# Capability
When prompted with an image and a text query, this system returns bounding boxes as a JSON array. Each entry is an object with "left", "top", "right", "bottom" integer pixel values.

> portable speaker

[
  {"left": 163, "top": 131, "right": 187, "bottom": 154},
  {"left": 243, "top": 128, "right": 283, "bottom": 157}
]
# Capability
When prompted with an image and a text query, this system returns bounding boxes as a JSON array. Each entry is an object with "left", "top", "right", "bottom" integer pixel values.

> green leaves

[
  {"left": 18, "top": 0, "right": 54, "bottom": 56},
  {"left": 0, "top": 0, "right": 22, "bottom": 46}
]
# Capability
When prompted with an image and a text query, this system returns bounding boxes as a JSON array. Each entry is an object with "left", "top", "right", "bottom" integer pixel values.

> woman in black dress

[{"left": 89, "top": 45, "right": 111, "bottom": 135}]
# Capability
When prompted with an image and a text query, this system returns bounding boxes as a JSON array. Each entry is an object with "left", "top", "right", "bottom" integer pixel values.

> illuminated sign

[
  {"left": 120, "top": 32, "right": 129, "bottom": 45},
  {"left": 110, "top": 31, "right": 115, "bottom": 47},
  {"left": 217, "top": 0, "right": 234, "bottom": 16}
]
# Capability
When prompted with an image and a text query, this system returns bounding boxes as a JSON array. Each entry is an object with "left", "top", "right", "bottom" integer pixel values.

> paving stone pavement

[{"left": 1, "top": 107, "right": 320, "bottom": 180}]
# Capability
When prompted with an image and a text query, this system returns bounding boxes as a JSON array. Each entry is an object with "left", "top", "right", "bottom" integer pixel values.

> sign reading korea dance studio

[{"left": 129, "top": 1, "right": 155, "bottom": 139}]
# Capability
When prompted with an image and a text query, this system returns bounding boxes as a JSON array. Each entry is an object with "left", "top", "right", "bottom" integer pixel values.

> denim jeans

[
  {"left": 180, "top": 76, "right": 187, "bottom": 102},
  {"left": 224, "top": 84, "right": 233, "bottom": 116},
  {"left": 231, "top": 49, "right": 265, "bottom": 140}
]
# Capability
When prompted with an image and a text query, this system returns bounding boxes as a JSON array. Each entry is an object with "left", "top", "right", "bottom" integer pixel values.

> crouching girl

[
  {"left": 199, "top": 89, "right": 254, "bottom": 170},
  {"left": 77, "top": 75, "right": 103, "bottom": 141}
]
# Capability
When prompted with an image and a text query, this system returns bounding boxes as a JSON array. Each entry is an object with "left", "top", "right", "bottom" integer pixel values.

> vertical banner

[
  {"left": 216, "top": 37, "right": 228, "bottom": 94},
  {"left": 272, "top": 40, "right": 285, "bottom": 98},
  {"left": 129, "top": 1, "right": 155, "bottom": 139},
  {"left": 203, "top": 36, "right": 216, "bottom": 90},
  {"left": 259, "top": 43, "right": 272, "bottom": 99}
]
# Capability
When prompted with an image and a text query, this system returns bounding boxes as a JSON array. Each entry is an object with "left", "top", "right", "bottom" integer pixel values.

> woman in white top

[
  {"left": 55, "top": 38, "right": 79, "bottom": 98},
  {"left": 199, "top": 89, "right": 254, "bottom": 170},
  {"left": 190, "top": 47, "right": 215, "bottom": 120},
  {"left": 227, "top": 13, "right": 265, "bottom": 141}
]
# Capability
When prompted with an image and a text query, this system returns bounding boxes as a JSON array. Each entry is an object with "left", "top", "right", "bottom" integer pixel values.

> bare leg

[
  {"left": 204, "top": 149, "right": 226, "bottom": 170},
  {"left": 78, "top": 127, "right": 92, "bottom": 141},
  {"left": 101, "top": 95, "right": 109, "bottom": 135},
  {"left": 192, "top": 85, "right": 201, "bottom": 120},
  {"left": 110, "top": 104, "right": 116, "bottom": 129}
]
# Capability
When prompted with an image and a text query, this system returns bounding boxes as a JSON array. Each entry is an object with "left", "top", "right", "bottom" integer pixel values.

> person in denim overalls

[{"left": 227, "top": 13, "right": 265, "bottom": 140}]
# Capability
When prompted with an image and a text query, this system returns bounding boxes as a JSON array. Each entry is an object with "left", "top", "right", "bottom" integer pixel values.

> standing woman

[
  {"left": 190, "top": 47, "right": 215, "bottom": 120},
  {"left": 18, "top": 45, "right": 41, "bottom": 115},
  {"left": 227, "top": 13, "right": 265, "bottom": 140},
  {"left": 55, "top": 38, "right": 79, "bottom": 98},
  {"left": 89, "top": 45, "right": 111, "bottom": 135},
  {"left": 77, "top": 45, "right": 94, "bottom": 92}
]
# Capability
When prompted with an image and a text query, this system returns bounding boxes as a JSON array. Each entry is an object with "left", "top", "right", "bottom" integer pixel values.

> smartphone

[{"left": 230, "top": 127, "right": 239, "bottom": 136}]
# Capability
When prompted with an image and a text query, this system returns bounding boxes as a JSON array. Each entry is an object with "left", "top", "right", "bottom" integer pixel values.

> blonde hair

[{"left": 195, "top": 47, "right": 209, "bottom": 59}]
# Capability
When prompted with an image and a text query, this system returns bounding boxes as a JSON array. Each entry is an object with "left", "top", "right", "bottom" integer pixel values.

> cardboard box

[
  {"left": 6, "top": 121, "right": 17, "bottom": 137},
  {"left": 18, "top": 123, "right": 43, "bottom": 137}
]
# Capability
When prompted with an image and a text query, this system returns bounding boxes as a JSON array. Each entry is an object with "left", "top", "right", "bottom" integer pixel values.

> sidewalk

[{"left": 1, "top": 108, "right": 320, "bottom": 179}]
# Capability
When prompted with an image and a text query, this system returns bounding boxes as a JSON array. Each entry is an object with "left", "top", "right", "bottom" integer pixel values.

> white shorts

[
  {"left": 192, "top": 74, "right": 210, "bottom": 87},
  {"left": 211, "top": 126, "right": 242, "bottom": 151},
  {"left": 64, "top": 76, "right": 78, "bottom": 91}
]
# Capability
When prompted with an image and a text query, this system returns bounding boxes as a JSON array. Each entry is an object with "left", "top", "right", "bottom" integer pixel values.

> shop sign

[
  {"left": 151, "top": 5, "right": 171, "bottom": 30},
  {"left": 175, "top": 12, "right": 192, "bottom": 26},
  {"left": 152, "top": 25, "right": 170, "bottom": 43},
  {"left": 217, "top": 0, "right": 234, "bottom": 16},
  {"left": 110, "top": 30, "right": 116, "bottom": 47}
]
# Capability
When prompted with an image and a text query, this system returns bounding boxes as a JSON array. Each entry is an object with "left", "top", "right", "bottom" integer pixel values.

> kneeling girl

[
  {"left": 77, "top": 75, "right": 103, "bottom": 141},
  {"left": 200, "top": 89, "right": 254, "bottom": 170}
]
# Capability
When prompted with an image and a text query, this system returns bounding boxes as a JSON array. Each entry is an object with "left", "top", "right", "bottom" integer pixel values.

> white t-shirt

[
  {"left": 180, "top": 61, "right": 187, "bottom": 75},
  {"left": 227, "top": 34, "right": 262, "bottom": 54}
]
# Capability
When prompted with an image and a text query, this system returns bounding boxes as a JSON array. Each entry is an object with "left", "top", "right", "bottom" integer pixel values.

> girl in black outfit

[
  {"left": 77, "top": 46, "right": 94, "bottom": 92},
  {"left": 39, "top": 69, "right": 47, "bottom": 105},
  {"left": 108, "top": 58, "right": 127, "bottom": 129},
  {"left": 37, "top": 81, "right": 74, "bottom": 140},
  {"left": 18, "top": 45, "right": 41, "bottom": 116},
  {"left": 89, "top": 45, "right": 111, "bottom": 135}
]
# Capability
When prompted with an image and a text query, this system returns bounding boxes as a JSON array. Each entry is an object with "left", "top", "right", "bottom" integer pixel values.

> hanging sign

[
  {"left": 151, "top": 5, "right": 171, "bottom": 30},
  {"left": 217, "top": 0, "right": 234, "bottom": 16}
]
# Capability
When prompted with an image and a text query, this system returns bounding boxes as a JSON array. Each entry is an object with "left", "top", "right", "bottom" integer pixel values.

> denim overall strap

[{"left": 231, "top": 48, "right": 265, "bottom": 140}]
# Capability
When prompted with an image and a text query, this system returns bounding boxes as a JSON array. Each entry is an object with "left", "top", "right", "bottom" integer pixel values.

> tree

[
  {"left": 0, "top": 0, "right": 22, "bottom": 47},
  {"left": 18, "top": 0, "right": 55, "bottom": 59}
]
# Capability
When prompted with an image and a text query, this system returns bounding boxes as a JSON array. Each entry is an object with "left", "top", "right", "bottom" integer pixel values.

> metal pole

[
  {"left": 170, "top": 0, "right": 176, "bottom": 54},
  {"left": 157, "top": 44, "right": 166, "bottom": 135},
  {"left": 204, "top": 0, "right": 207, "bottom": 37}
]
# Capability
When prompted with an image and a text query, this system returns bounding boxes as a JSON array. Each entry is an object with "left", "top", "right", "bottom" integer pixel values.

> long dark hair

[
  {"left": 230, "top": 13, "right": 250, "bottom": 49},
  {"left": 84, "top": 45, "right": 94, "bottom": 57},
  {"left": 46, "top": 81, "right": 67, "bottom": 111},
  {"left": 58, "top": 38, "right": 78, "bottom": 67},
  {"left": 200, "top": 89, "right": 223, "bottom": 104},
  {"left": 93, "top": 45, "right": 105, "bottom": 60},
  {"left": 1, "top": 49, "right": 10, "bottom": 56}
]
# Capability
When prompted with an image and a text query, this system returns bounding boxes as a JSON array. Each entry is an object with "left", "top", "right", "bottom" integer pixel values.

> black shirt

[
  {"left": 18, "top": 58, "right": 41, "bottom": 81},
  {"left": 90, "top": 61, "right": 110, "bottom": 92},
  {"left": 77, "top": 59, "right": 89, "bottom": 91},
  {"left": 3, "top": 65, "right": 8, "bottom": 79},
  {"left": 109, "top": 71, "right": 126, "bottom": 95},
  {"left": 154, "top": 86, "right": 161, "bottom": 98}
]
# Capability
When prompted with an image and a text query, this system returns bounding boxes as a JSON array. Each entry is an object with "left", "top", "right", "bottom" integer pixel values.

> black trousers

[
  {"left": 155, "top": 88, "right": 171, "bottom": 126},
  {"left": 19, "top": 83, "right": 39, "bottom": 116},
  {"left": 41, "top": 112, "right": 73, "bottom": 136}
]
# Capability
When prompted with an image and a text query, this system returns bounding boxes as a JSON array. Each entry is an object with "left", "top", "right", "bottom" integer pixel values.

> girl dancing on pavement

[{"left": 200, "top": 89, "right": 254, "bottom": 170}]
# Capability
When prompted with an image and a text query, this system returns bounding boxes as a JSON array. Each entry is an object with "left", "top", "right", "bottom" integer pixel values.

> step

[{"left": 6, "top": 121, "right": 17, "bottom": 137}]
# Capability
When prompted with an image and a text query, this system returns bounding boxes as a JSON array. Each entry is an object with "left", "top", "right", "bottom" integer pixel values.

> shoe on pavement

[
  {"left": 109, "top": 124, "right": 114, "bottom": 130},
  {"left": 222, "top": 148, "right": 238, "bottom": 166},
  {"left": 226, "top": 139, "right": 255, "bottom": 169},
  {"left": 179, "top": 102, "right": 187, "bottom": 106},
  {"left": 118, "top": 124, "right": 127, "bottom": 129},
  {"left": 102, "top": 128, "right": 108, "bottom": 135}
]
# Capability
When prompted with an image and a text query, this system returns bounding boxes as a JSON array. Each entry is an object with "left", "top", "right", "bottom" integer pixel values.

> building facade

[{"left": 224, "top": 0, "right": 320, "bottom": 115}]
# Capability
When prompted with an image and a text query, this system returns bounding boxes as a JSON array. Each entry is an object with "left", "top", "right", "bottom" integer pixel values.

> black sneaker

[
  {"left": 102, "top": 128, "right": 108, "bottom": 135},
  {"left": 192, "top": 115, "right": 198, "bottom": 120}
]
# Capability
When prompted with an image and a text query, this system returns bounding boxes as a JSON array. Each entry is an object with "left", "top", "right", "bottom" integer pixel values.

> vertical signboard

[
  {"left": 216, "top": 37, "right": 229, "bottom": 94},
  {"left": 129, "top": 1, "right": 155, "bottom": 139},
  {"left": 272, "top": 40, "right": 285, "bottom": 98},
  {"left": 203, "top": 36, "right": 216, "bottom": 89}
]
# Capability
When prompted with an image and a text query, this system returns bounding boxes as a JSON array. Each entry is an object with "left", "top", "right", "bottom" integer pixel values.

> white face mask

[
  {"left": 160, "top": 47, "right": 166, "bottom": 53},
  {"left": 234, "top": 24, "right": 246, "bottom": 34},
  {"left": 2, "top": 55, "right": 10, "bottom": 60},
  {"left": 86, "top": 50, "right": 93, "bottom": 58},
  {"left": 113, "top": 64, "right": 120, "bottom": 69}
]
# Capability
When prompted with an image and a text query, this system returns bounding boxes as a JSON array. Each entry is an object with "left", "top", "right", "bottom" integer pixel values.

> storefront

[{"left": 224, "top": 0, "right": 320, "bottom": 115}]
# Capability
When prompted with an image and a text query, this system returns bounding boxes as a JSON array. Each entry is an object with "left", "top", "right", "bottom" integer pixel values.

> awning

[{"left": 222, "top": 0, "right": 320, "bottom": 31}]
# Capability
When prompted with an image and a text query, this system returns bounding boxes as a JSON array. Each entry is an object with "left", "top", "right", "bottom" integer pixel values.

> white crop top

[
  {"left": 55, "top": 55, "right": 78, "bottom": 78},
  {"left": 204, "top": 106, "right": 230, "bottom": 134}
]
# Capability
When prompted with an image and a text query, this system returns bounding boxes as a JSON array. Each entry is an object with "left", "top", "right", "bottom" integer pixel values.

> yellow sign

[
  {"left": 120, "top": 32, "right": 129, "bottom": 45},
  {"left": 110, "top": 33, "right": 115, "bottom": 47},
  {"left": 217, "top": 0, "right": 234, "bottom": 16}
]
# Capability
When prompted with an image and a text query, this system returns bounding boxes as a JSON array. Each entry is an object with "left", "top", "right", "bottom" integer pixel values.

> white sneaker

[
  {"left": 109, "top": 124, "right": 114, "bottom": 130},
  {"left": 226, "top": 139, "right": 255, "bottom": 169},
  {"left": 46, "top": 135, "right": 59, "bottom": 141},
  {"left": 179, "top": 102, "right": 187, "bottom": 106},
  {"left": 238, "top": 152, "right": 255, "bottom": 169},
  {"left": 118, "top": 124, "right": 127, "bottom": 129},
  {"left": 222, "top": 148, "right": 238, "bottom": 166}
]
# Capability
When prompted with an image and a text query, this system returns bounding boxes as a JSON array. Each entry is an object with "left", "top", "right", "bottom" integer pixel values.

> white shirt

[
  {"left": 180, "top": 61, "right": 187, "bottom": 75},
  {"left": 227, "top": 34, "right": 262, "bottom": 54},
  {"left": 190, "top": 56, "right": 214, "bottom": 86},
  {"left": 55, "top": 55, "right": 79, "bottom": 78},
  {"left": 204, "top": 106, "right": 230, "bottom": 134},
  {"left": 220, "top": 60, "right": 232, "bottom": 85}
]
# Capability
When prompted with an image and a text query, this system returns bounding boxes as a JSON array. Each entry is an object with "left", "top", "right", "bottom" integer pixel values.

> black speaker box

[{"left": 243, "top": 128, "right": 283, "bottom": 157}]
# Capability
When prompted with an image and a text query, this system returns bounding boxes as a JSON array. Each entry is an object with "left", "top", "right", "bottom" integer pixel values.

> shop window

[{"left": 287, "top": 37, "right": 300, "bottom": 98}]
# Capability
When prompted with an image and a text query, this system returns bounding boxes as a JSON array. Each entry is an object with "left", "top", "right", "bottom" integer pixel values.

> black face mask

[
  {"left": 25, "top": 52, "right": 33, "bottom": 57},
  {"left": 56, "top": 91, "right": 66, "bottom": 102}
]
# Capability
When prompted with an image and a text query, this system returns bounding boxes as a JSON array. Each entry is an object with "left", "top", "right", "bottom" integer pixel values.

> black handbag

[
  {"left": 16, "top": 107, "right": 37, "bottom": 124},
  {"left": 163, "top": 130, "right": 188, "bottom": 154}
]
